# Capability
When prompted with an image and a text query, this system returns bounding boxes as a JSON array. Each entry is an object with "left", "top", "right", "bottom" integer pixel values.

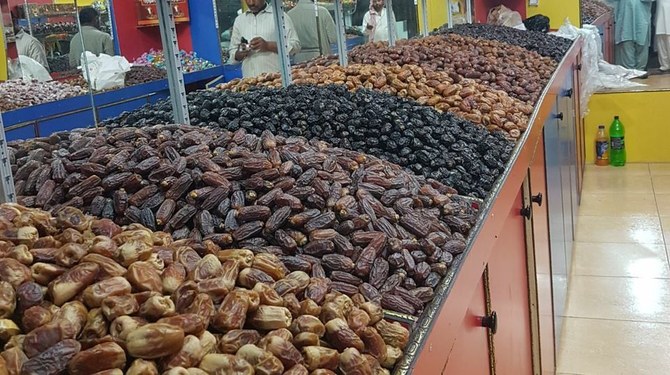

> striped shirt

[{"left": 229, "top": 4, "right": 301, "bottom": 78}]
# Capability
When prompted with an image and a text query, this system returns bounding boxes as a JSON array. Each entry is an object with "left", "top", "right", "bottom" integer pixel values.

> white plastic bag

[
  {"left": 550, "top": 19, "right": 645, "bottom": 117},
  {"left": 8, "top": 56, "right": 52, "bottom": 82},
  {"left": 81, "top": 52, "right": 131, "bottom": 91}
]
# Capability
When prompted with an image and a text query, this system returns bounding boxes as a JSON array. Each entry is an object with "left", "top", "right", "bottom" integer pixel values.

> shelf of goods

[
  {"left": 0, "top": 24, "right": 584, "bottom": 374},
  {"left": 1, "top": 66, "right": 227, "bottom": 142}
]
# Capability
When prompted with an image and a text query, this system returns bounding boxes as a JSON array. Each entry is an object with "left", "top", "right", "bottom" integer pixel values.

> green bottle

[{"left": 609, "top": 115, "right": 626, "bottom": 166}]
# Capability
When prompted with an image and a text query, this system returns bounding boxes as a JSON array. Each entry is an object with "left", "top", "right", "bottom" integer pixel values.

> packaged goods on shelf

[
  {"left": 0, "top": 203, "right": 407, "bottom": 374},
  {"left": 9, "top": 124, "right": 480, "bottom": 311},
  {"left": 125, "top": 65, "right": 167, "bottom": 86},
  {"left": 219, "top": 63, "right": 533, "bottom": 139},
  {"left": 581, "top": 0, "right": 613, "bottom": 24},
  {"left": 431, "top": 23, "right": 573, "bottom": 62},
  {"left": 102, "top": 86, "right": 515, "bottom": 197},
  {"left": 133, "top": 49, "right": 217, "bottom": 73},
  {"left": 0, "top": 80, "right": 86, "bottom": 111},
  {"left": 304, "top": 34, "right": 557, "bottom": 104}
]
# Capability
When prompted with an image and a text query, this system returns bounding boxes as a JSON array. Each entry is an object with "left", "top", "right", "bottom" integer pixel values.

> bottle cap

[
  {"left": 598, "top": 125, "right": 605, "bottom": 129},
  {"left": 614, "top": 115, "right": 619, "bottom": 120}
]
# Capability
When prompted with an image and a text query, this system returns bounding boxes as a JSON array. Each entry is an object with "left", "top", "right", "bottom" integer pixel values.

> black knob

[
  {"left": 532, "top": 192, "right": 543, "bottom": 206},
  {"left": 482, "top": 311, "right": 498, "bottom": 334},
  {"left": 520, "top": 205, "right": 532, "bottom": 219},
  {"left": 555, "top": 112, "right": 564, "bottom": 120},
  {"left": 565, "top": 88, "right": 574, "bottom": 98}
]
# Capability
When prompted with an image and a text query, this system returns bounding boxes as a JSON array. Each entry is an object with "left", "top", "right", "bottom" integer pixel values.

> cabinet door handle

[
  {"left": 531, "top": 192, "right": 543, "bottom": 206},
  {"left": 481, "top": 311, "right": 498, "bottom": 334},
  {"left": 565, "top": 88, "right": 574, "bottom": 98},
  {"left": 520, "top": 205, "right": 532, "bottom": 219},
  {"left": 555, "top": 112, "right": 564, "bottom": 120}
]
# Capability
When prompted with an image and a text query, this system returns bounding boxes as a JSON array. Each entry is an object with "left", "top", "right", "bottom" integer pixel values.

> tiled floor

[{"left": 556, "top": 163, "right": 670, "bottom": 374}]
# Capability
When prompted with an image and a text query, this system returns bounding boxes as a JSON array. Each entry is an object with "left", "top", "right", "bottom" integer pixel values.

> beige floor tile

[
  {"left": 584, "top": 163, "right": 650, "bottom": 176},
  {"left": 579, "top": 192, "right": 658, "bottom": 217},
  {"left": 582, "top": 173, "right": 653, "bottom": 195},
  {"left": 653, "top": 175, "right": 670, "bottom": 194},
  {"left": 650, "top": 163, "right": 670, "bottom": 176},
  {"left": 660, "top": 216, "right": 670, "bottom": 244},
  {"left": 573, "top": 242, "right": 670, "bottom": 278},
  {"left": 655, "top": 194, "right": 670, "bottom": 216},
  {"left": 565, "top": 276, "right": 670, "bottom": 323},
  {"left": 575, "top": 215, "right": 664, "bottom": 244},
  {"left": 557, "top": 317, "right": 670, "bottom": 374}
]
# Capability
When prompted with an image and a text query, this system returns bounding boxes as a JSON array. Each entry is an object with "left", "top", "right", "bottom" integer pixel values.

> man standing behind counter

[
  {"left": 69, "top": 7, "right": 114, "bottom": 68},
  {"left": 288, "top": 0, "right": 337, "bottom": 63},
  {"left": 230, "top": 0, "right": 301, "bottom": 78},
  {"left": 363, "top": 0, "right": 396, "bottom": 43},
  {"left": 14, "top": 25, "right": 49, "bottom": 70}
]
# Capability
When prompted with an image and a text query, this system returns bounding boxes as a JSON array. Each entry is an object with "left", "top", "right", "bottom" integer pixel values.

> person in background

[
  {"left": 614, "top": 0, "right": 654, "bottom": 71},
  {"left": 362, "top": 0, "right": 396, "bottom": 43},
  {"left": 288, "top": 0, "right": 337, "bottom": 63},
  {"left": 69, "top": 7, "right": 114, "bottom": 68},
  {"left": 656, "top": 0, "right": 670, "bottom": 71},
  {"left": 229, "top": 0, "right": 301, "bottom": 78},
  {"left": 13, "top": 24, "right": 49, "bottom": 70}
]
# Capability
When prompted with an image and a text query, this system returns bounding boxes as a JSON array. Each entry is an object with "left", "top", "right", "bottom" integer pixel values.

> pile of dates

[
  {"left": 47, "top": 55, "right": 70, "bottom": 73},
  {"left": 219, "top": 64, "right": 532, "bottom": 139},
  {"left": 306, "top": 34, "right": 557, "bottom": 104},
  {"left": 581, "top": 0, "right": 613, "bottom": 24},
  {"left": 0, "top": 80, "right": 86, "bottom": 112},
  {"left": 125, "top": 66, "right": 167, "bottom": 86},
  {"left": 104, "top": 86, "right": 515, "bottom": 197},
  {"left": 9, "top": 124, "right": 480, "bottom": 310},
  {"left": 432, "top": 23, "right": 573, "bottom": 62},
  {"left": 0, "top": 203, "right": 409, "bottom": 374}
]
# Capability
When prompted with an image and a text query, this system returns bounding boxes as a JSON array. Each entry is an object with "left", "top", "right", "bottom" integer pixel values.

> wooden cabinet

[
  {"left": 443, "top": 276, "right": 491, "bottom": 375},
  {"left": 405, "top": 39, "right": 583, "bottom": 375},
  {"left": 487, "top": 187, "right": 533, "bottom": 375}
]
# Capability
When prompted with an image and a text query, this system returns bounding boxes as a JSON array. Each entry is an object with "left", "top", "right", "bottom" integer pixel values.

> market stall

[{"left": 0, "top": 0, "right": 585, "bottom": 373}]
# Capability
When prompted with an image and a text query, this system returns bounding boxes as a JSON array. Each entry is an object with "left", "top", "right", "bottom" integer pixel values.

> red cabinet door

[
  {"left": 443, "top": 275, "right": 491, "bottom": 375},
  {"left": 530, "top": 138, "right": 556, "bottom": 374},
  {"left": 487, "top": 187, "right": 533, "bottom": 375}
]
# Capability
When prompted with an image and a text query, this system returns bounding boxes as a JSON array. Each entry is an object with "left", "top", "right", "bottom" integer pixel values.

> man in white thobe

[
  {"left": 288, "top": 0, "right": 337, "bottom": 63},
  {"left": 229, "top": 0, "right": 301, "bottom": 78},
  {"left": 613, "top": 0, "right": 654, "bottom": 70},
  {"left": 656, "top": 0, "right": 670, "bottom": 70},
  {"left": 362, "top": 0, "right": 396, "bottom": 43}
]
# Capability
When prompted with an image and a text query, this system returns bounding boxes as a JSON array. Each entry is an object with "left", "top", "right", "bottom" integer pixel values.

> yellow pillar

[
  {"left": 0, "top": 23, "right": 6, "bottom": 81},
  {"left": 527, "top": 0, "right": 581, "bottom": 30}
]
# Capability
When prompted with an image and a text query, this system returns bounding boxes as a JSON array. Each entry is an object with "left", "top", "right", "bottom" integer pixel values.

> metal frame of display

[
  {"left": 334, "top": 0, "right": 349, "bottom": 66},
  {"left": 156, "top": 0, "right": 190, "bottom": 124},
  {"left": 387, "top": 0, "right": 396, "bottom": 46},
  {"left": 271, "top": 0, "right": 293, "bottom": 88},
  {"left": 0, "top": 112, "right": 16, "bottom": 203},
  {"left": 446, "top": 0, "right": 454, "bottom": 28},
  {"left": 420, "top": 0, "right": 429, "bottom": 36}
]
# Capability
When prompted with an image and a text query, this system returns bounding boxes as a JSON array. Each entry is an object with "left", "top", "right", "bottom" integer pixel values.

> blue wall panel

[{"left": 189, "top": 0, "right": 224, "bottom": 66}]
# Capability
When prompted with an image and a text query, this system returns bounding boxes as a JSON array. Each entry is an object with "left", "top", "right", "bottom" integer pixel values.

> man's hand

[
  {"left": 250, "top": 37, "right": 277, "bottom": 53},
  {"left": 366, "top": 24, "right": 374, "bottom": 30},
  {"left": 235, "top": 47, "right": 250, "bottom": 61}
]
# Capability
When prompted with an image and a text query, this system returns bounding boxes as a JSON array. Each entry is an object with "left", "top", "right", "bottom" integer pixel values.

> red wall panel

[{"left": 111, "top": 0, "right": 192, "bottom": 61}]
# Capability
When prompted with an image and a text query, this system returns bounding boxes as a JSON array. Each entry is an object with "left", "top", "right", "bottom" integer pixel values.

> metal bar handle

[
  {"left": 156, "top": 0, "right": 189, "bottom": 124},
  {"left": 333, "top": 0, "right": 348, "bottom": 67},
  {"left": 271, "top": 0, "right": 292, "bottom": 87}
]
